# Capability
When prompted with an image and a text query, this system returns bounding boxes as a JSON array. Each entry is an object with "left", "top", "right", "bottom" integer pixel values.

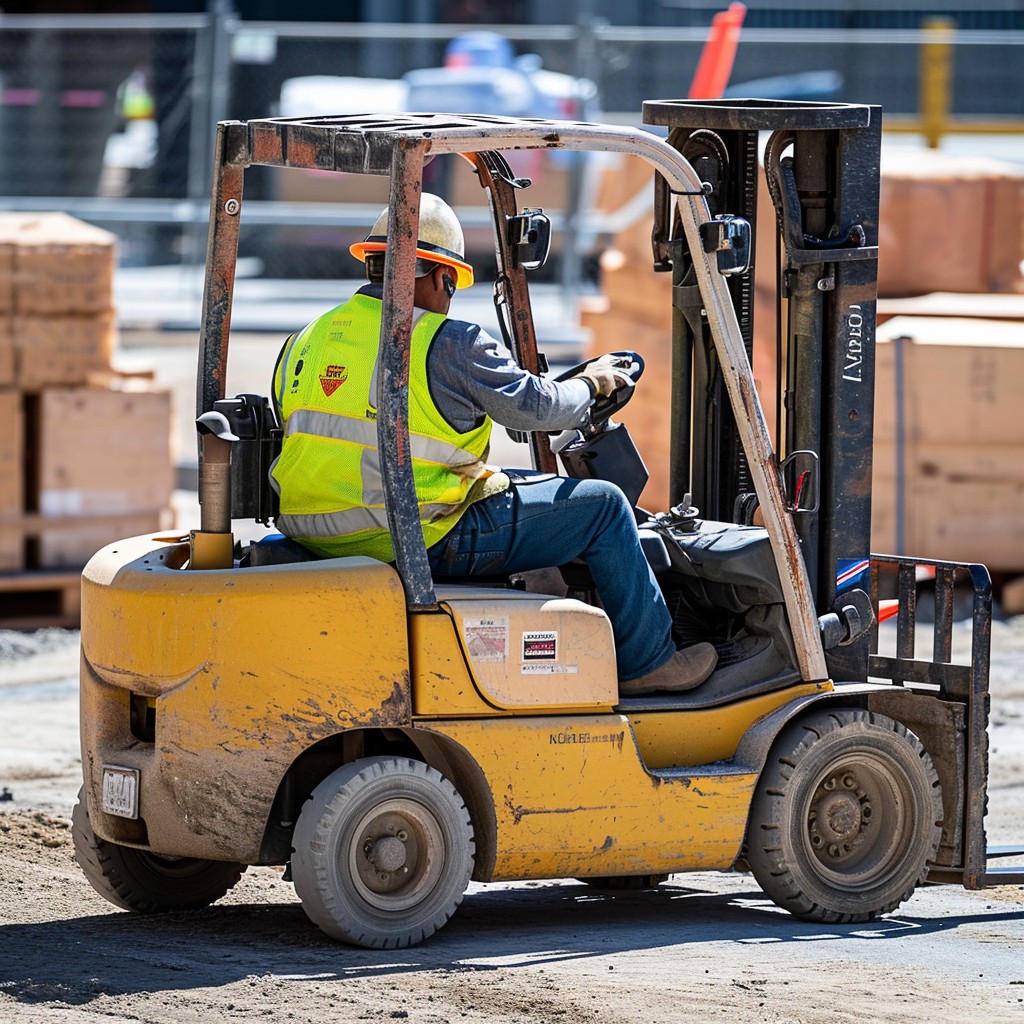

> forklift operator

[{"left": 270, "top": 193, "right": 717, "bottom": 696}]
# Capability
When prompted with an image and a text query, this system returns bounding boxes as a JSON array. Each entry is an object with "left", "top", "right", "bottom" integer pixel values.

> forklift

[{"left": 72, "top": 101, "right": 1023, "bottom": 949}]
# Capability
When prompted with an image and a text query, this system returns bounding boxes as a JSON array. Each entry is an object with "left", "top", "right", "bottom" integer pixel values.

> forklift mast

[{"left": 645, "top": 99, "right": 881, "bottom": 683}]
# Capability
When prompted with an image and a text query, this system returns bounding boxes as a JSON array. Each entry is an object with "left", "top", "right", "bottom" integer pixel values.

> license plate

[{"left": 101, "top": 766, "right": 139, "bottom": 819}]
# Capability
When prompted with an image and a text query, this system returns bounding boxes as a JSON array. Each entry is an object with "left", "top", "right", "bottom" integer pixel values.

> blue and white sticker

[{"left": 836, "top": 558, "right": 870, "bottom": 592}]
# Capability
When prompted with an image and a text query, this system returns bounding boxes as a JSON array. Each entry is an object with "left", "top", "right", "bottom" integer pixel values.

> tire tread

[
  {"left": 72, "top": 793, "right": 243, "bottom": 914},
  {"left": 291, "top": 757, "right": 474, "bottom": 949},
  {"left": 746, "top": 709, "right": 942, "bottom": 923}
]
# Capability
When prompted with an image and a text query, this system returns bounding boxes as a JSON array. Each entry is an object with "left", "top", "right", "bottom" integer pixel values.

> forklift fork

[{"left": 868, "top": 554, "right": 1024, "bottom": 888}]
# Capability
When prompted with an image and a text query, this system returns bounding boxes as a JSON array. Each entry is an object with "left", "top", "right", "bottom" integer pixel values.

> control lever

[{"left": 658, "top": 494, "right": 701, "bottom": 533}]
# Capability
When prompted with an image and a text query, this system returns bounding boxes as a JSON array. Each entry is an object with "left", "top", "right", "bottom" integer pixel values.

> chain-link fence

[{"left": 0, "top": 12, "right": 1021, "bottom": 282}]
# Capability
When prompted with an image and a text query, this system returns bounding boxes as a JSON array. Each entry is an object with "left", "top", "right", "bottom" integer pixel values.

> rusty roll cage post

[
  {"left": 198, "top": 121, "right": 247, "bottom": 434},
  {"left": 379, "top": 138, "right": 436, "bottom": 608},
  {"left": 193, "top": 120, "right": 247, "bottom": 570},
  {"left": 195, "top": 112, "right": 828, "bottom": 679}
]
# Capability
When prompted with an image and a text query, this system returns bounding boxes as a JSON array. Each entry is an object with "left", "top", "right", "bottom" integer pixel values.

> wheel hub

[
  {"left": 808, "top": 771, "right": 872, "bottom": 861},
  {"left": 368, "top": 835, "right": 407, "bottom": 873},
  {"left": 349, "top": 801, "right": 442, "bottom": 911}
]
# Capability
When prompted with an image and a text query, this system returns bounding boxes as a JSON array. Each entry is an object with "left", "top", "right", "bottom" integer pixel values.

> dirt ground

[{"left": 2, "top": 619, "right": 1024, "bottom": 1024}]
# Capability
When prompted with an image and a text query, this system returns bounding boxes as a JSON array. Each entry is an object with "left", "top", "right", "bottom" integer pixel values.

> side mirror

[
  {"left": 507, "top": 208, "right": 552, "bottom": 271},
  {"left": 699, "top": 214, "right": 751, "bottom": 276}
]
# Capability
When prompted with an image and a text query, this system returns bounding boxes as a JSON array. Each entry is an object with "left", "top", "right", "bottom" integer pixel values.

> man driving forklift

[{"left": 269, "top": 192, "right": 717, "bottom": 696}]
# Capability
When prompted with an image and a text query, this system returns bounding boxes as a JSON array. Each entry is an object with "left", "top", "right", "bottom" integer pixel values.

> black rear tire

[
  {"left": 746, "top": 709, "right": 942, "bottom": 923},
  {"left": 72, "top": 793, "right": 244, "bottom": 914}
]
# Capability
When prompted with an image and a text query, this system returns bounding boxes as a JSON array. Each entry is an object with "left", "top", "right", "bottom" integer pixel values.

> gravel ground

[{"left": 1, "top": 618, "right": 1023, "bottom": 1023}]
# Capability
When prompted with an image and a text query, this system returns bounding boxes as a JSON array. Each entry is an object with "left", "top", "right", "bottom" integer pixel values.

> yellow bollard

[{"left": 920, "top": 17, "right": 956, "bottom": 149}]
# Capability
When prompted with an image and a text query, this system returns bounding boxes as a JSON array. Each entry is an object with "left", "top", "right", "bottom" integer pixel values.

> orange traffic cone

[
  {"left": 878, "top": 599, "right": 900, "bottom": 623},
  {"left": 688, "top": 2, "right": 748, "bottom": 100}
]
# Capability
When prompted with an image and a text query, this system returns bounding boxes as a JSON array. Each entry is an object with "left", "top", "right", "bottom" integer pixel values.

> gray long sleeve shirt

[
  {"left": 426, "top": 314, "right": 594, "bottom": 435},
  {"left": 361, "top": 284, "right": 594, "bottom": 436}
]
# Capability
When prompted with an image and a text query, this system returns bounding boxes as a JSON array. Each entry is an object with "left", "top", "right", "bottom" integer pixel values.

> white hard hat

[{"left": 350, "top": 192, "right": 474, "bottom": 289}]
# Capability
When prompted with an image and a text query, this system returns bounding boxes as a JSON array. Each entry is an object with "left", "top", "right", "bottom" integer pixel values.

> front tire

[
  {"left": 746, "top": 709, "right": 942, "bottom": 923},
  {"left": 72, "top": 793, "right": 244, "bottom": 913},
  {"left": 291, "top": 757, "right": 475, "bottom": 949}
]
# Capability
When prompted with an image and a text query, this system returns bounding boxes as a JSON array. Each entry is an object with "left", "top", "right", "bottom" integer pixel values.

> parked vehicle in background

[{"left": 267, "top": 31, "right": 601, "bottom": 277}]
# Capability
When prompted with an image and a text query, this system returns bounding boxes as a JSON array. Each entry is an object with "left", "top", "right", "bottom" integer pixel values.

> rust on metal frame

[
  {"left": 465, "top": 150, "right": 556, "bottom": 474},
  {"left": 248, "top": 123, "right": 285, "bottom": 165},
  {"left": 378, "top": 137, "right": 437, "bottom": 610},
  {"left": 198, "top": 121, "right": 249, "bottom": 419}
]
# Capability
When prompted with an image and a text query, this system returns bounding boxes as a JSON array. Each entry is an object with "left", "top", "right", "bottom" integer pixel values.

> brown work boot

[{"left": 619, "top": 643, "right": 718, "bottom": 696}]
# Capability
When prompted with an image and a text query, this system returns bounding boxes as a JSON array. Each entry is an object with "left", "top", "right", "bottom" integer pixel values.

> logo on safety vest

[{"left": 319, "top": 365, "right": 349, "bottom": 397}]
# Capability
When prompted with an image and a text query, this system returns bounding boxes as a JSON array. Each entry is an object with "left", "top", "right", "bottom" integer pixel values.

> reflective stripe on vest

[
  {"left": 283, "top": 409, "right": 486, "bottom": 475},
  {"left": 271, "top": 293, "right": 492, "bottom": 561}
]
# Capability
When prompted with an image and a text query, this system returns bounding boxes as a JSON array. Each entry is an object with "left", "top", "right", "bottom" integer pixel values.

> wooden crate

[
  {"left": 0, "top": 507, "right": 175, "bottom": 625},
  {"left": 0, "top": 389, "right": 22, "bottom": 521},
  {"left": 0, "top": 211, "right": 116, "bottom": 316},
  {"left": 0, "top": 568, "right": 82, "bottom": 629},
  {"left": 0, "top": 508, "right": 174, "bottom": 575},
  {"left": 30, "top": 384, "right": 174, "bottom": 518},
  {"left": 14, "top": 311, "right": 116, "bottom": 389}
]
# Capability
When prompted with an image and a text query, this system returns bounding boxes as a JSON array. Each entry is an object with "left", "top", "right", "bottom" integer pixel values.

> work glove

[{"left": 575, "top": 354, "right": 631, "bottom": 398}]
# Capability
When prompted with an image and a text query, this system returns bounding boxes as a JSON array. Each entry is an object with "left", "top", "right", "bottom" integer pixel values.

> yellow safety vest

[{"left": 271, "top": 293, "right": 493, "bottom": 562}]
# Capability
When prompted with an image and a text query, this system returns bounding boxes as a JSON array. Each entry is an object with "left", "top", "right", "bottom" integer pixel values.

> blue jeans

[{"left": 427, "top": 472, "right": 676, "bottom": 681}]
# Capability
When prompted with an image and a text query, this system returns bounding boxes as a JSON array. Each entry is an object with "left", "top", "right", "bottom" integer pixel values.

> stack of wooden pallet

[{"left": 0, "top": 213, "right": 174, "bottom": 627}]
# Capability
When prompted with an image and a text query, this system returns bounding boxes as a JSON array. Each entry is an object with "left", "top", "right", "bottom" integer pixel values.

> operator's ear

[{"left": 430, "top": 264, "right": 455, "bottom": 303}]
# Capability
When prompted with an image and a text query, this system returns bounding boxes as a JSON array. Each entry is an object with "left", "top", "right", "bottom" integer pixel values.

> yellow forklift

[{"left": 72, "top": 101, "right": 1022, "bottom": 949}]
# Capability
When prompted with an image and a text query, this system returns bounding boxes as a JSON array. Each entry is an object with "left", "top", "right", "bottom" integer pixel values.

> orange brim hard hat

[{"left": 349, "top": 236, "right": 475, "bottom": 289}]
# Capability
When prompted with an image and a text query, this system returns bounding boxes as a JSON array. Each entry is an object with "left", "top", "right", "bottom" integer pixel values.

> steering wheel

[{"left": 555, "top": 350, "right": 645, "bottom": 429}]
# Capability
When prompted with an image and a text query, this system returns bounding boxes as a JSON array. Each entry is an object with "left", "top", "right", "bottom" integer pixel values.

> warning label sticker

[
  {"left": 463, "top": 617, "right": 508, "bottom": 663},
  {"left": 522, "top": 630, "right": 557, "bottom": 660}
]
